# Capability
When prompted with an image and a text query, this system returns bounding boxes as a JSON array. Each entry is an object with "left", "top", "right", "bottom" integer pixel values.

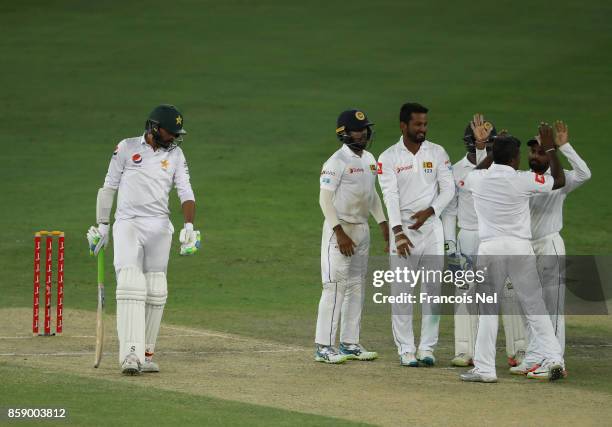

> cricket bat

[{"left": 94, "top": 248, "right": 105, "bottom": 368}]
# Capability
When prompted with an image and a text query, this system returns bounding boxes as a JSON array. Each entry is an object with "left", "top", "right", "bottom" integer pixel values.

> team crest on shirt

[
  {"left": 161, "top": 160, "right": 169, "bottom": 170},
  {"left": 369, "top": 164, "right": 377, "bottom": 174},
  {"left": 132, "top": 153, "right": 142, "bottom": 164},
  {"left": 535, "top": 173, "right": 545, "bottom": 184},
  {"left": 422, "top": 161, "right": 433, "bottom": 173}
]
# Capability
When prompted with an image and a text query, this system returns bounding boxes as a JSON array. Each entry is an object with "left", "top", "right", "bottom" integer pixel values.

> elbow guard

[{"left": 96, "top": 187, "right": 116, "bottom": 224}]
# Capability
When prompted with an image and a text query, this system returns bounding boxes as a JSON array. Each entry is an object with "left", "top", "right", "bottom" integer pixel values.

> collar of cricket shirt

[
  {"left": 341, "top": 143, "right": 362, "bottom": 158},
  {"left": 397, "top": 137, "right": 430, "bottom": 155}
]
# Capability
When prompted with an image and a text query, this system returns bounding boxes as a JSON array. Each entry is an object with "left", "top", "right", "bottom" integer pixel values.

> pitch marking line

[{"left": 0, "top": 348, "right": 304, "bottom": 357}]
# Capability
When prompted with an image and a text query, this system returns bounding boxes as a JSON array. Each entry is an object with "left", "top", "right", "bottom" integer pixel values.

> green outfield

[{"left": 1, "top": 0, "right": 611, "bottom": 425}]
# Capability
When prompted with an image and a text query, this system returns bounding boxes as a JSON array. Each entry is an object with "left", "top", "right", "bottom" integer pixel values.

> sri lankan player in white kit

[
  {"left": 442, "top": 117, "right": 527, "bottom": 367},
  {"left": 460, "top": 123, "right": 566, "bottom": 383},
  {"left": 378, "top": 102, "right": 454, "bottom": 367},
  {"left": 88, "top": 105, "right": 201, "bottom": 375},
  {"left": 315, "top": 109, "right": 388, "bottom": 364},
  {"left": 509, "top": 121, "right": 591, "bottom": 376}
]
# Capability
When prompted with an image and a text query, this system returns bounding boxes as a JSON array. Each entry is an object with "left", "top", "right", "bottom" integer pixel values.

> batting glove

[
  {"left": 179, "top": 223, "right": 201, "bottom": 256},
  {"left": 87, "top": 224, "right": 109, "bottom": 256}
]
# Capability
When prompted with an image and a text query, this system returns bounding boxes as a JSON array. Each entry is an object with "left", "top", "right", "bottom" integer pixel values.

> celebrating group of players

[{"left": 315, "top": 102, "right": 591, "bottom": 382}]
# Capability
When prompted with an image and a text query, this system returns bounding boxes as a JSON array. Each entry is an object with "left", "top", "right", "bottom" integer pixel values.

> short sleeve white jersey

[
  {"left": 465, "top": 163, "right": 553, "bottom": 241},
  {"left": 103, "top": 135, "right": 195, "bottom": 220},
  {"left": 319, "top": 144, "right": 379, "bottom": 224},
  {"left": 377, "top": 138, "right": 454, "bottom": 228}
]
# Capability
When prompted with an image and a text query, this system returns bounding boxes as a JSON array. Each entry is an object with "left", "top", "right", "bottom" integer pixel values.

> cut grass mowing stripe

[{"left": 0, "top": 363, "right": 372, "bottom": 427}]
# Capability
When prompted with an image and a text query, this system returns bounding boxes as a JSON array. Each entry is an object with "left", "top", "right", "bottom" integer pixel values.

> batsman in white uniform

[
  {"left": 442, "top": 117, "right": 527, "bottom": 368},
  {"left": 315, "top": 109, "right": 388, "bottom": 364},
  {"left": 87, "top": 104, "right": 201, "bottom": 375},
  {"left": 510, "top": 121, "right": 591, "bottom": 376},
  {"left": 378, "top": 102, "right": 454, "bottom": 367},
  {"left": 460, "top": 123, "right": 566, "bottom": 383}
]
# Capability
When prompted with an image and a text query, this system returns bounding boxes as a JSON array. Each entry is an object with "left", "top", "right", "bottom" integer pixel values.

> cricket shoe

[
  {"left": 526, "top": 360, "right": 564, "bottom": 381},
  {"left": 509, "top": 361, "right": 540, "bottom": 376},
  {"left": 399, "top": 352, "right": 418, "bottom": 367},
  {"left": 121, "top": 353, "right": 142, "bottom": 376},
  {"left": 142, "top": 355, "right": 160, "bottom": 373},
  {"left": 314, "top": 345, "right": 348, "bottom": 364},
  {"left": 416, "top": 349, "right": 435, "bottom": 366},
  {"left": 507, "top": 350, "right": 526, "bottom": 367},
  {"left": 460, "top": 368, "right": 497, "bottom": 383},
  {"left": 339, "top": 343, "right": 378, "bottom": 361},
  {"left": 451, "top": 353, "right": 473, "bottom": 367}
]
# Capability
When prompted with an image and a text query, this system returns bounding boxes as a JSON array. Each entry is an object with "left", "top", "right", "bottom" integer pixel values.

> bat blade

[{"left": 94, "top": 249, "right": 105, "bottom": 368}]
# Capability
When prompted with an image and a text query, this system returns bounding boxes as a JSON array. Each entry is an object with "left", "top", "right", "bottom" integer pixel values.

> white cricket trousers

[
  {"left": 474, "top": 237, "right": 563, "bottom": 377},
  {"left": 454, "top": 230, "right": 526, "bottom": 358},
  {"left": 113, "top": 217, "right": 174, "bottom": 273},
  {"left": 453, "top": 229, "right": 480, "bottom": 357},
  {"left": 315, "top": 221, "right": 370, "bottom": 346},
  {"left": 390, "top": 218, "right": 444, "bottom": 355},
  {"left": 523, "top": 232, "right": 566, "bottom": 364}
]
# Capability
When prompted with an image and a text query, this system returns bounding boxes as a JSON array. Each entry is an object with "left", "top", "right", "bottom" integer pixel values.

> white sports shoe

[
  {"left": 460, "top": 368, "right": 497, "bottom": 383},
  {"left": 416, "top": 349, "right": 435, "bottom": 366},
  {"left": 526, "top": 360, "right": 564, "bottom": 381},
  {"left": 121, "top": 353, "right": 142, "bottom": 376},
  {"left": 339, "top": 343, "right": 378, "bottom": 361},
  {"left": 451, "top": 353, "right": 473, "bottom": 367},
  {"left": 509, "top": 361, "right": 540, "bottom": 376},
  {"left": 142, "top": 357, "right": 160, "bottom": 373},
  {"left": 314, "top": 345, "right": 347, "bottom": 364},
  {"left": 399, "top": 352, "right": 418, "bottom": 367}
]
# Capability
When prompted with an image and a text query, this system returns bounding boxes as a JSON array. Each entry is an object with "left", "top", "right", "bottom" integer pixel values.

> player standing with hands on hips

[
  {"left": 315, "top": 109, "right": 388, "bottom": 364},
  {"left": 378, "top": 102, "right": 455, "bottom": 367},
  {"left": 87, "top": 104, "right": 201, "bottom": 375}
]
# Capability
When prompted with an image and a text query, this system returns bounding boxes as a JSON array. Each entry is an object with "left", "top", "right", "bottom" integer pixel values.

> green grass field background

[{"left": 1, "top": 0, "right": 611, "bottom": 424}]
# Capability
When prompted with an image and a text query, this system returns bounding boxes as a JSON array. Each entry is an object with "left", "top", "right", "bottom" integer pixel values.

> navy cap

[{"left": 336, "top": 109, "right": 374, "bottom": 135}]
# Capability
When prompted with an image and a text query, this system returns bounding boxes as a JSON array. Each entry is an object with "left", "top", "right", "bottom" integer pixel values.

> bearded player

[
  {"left": 442, "top": 115, "right": 527, "bottom": 368},
  {"left": 87, "top": 104, "right": 201, "bottom": 375},
  {"left": 510, "top": 120, "right": 591, "bottom": 377},
  {"left": 315, "top": 109, "right": 388, "bottom": 364},
  {"left": 378, "top": 102, "right": 455, "bottom": 367}
]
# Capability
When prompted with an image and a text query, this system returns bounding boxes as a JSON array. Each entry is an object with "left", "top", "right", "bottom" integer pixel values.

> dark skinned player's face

[
  {"left": 401, "top": 113, "right": 427, "bottom": 143},
  {"left": 528, "top": 144, "right": 549, "bottom": 173},
  {"left": 348, "top": 128, "right": 369, "bottom": 149}
]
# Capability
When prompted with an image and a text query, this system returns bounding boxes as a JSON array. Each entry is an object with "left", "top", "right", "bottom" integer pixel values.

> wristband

[
  {"left": 395, "top": 238, "right": 409, "bottom": 246},
  {"left": 545, "top": 148, "right": 556, "bottom": 153},
  {"left": 394, "top": 231, "right": 404, "bottom": 237}
]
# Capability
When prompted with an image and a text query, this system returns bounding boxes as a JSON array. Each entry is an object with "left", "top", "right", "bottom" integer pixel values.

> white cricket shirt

[
  {"left": 103, "top": 135, "right": 195, "bottom": 220},
  {"left": 443, "top": 155, "right": 480, "bottom": 231},
  {"left": 377, "top": 138, "right": 454, "bottom": 229},
  {"left": 319, "top": 144, "right": 379, "bottom": 224},
  {"left": 465, "top": 163, "right": 555, "bottom": 241},
  {"left": 530, "top": 143, "right": 591, "bottom": 239}
]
